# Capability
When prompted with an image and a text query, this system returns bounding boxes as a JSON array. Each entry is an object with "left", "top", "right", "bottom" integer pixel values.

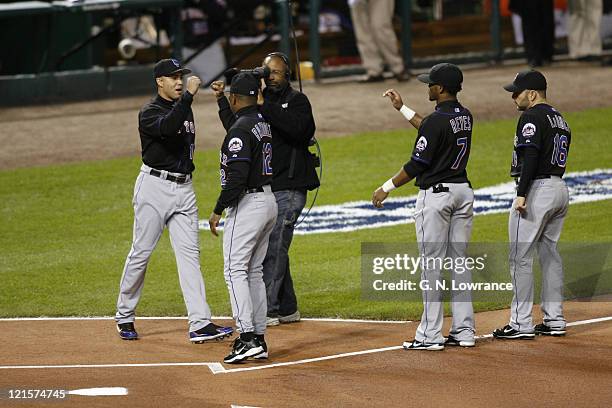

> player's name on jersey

[
  {"left": 198, "top": 169, "right": 612, "bottom": 235},
  {"left": 547, "top": 114, "right": 570, "bottom": 131},
  {"left": 252, "top": 121, "right": 272, "bottom": 141},
  {"left": 449, "top": 115, "right": 472, "bottom": 134}
]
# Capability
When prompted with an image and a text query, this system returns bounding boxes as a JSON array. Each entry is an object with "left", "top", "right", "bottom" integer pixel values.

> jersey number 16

[{"left": 551, "top": 134, "right": 568, "bottom": 167}]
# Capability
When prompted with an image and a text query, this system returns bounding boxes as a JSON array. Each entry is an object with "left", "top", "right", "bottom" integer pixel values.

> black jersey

[
  {"left": 510, "top": 104, "right": 571, "bottom": 178},
  {"left": 215, "top": 106, "right": 273, "bottom": 214},
  {"left": 138, "top": 93, "right": 196, "bottom": 174},
  {"left": 406, "top": 100, "right": 472, "bottom": 189}
]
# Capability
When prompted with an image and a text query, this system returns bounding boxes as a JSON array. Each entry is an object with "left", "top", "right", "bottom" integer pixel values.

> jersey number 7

[{"left": 451, "top": 137, "right": 468, "bottom": 170}]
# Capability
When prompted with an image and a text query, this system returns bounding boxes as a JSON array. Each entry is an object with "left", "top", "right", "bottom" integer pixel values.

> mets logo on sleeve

[
  {"left": 416, "top": 136, "right": 428, "bottom": 151},
  {"left": 522, "top": 123, "right": 536, "bottom": 137},
  {"left": 228, "top": 137, "right": 243, "bottom": 153}
]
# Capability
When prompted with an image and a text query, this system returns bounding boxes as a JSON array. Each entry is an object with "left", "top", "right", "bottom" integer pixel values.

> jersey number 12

[{"left": 262, "top": 142, "right": 273, "bottom": 176}]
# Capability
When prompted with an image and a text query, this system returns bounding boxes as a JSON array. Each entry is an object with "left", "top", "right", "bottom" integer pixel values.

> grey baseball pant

[
  {"left": 223, "top": 185, "right": 278, "bottom": 334},
  {"left": 116, "top": 164, "right": 212, "bottom": 332},
  {"left": 414, "top": 183, "right": 475, "bottom": 344},
  {"left": 508, "top": 176, "right": 569, "bottom": 332}
]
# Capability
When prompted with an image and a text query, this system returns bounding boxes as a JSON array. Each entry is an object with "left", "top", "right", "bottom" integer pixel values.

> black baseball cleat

[
  {"left": 444, "top": 335, "right": 475, "bottom": 348},
  {"left": 189, "top": 322, "right": 233, "bottom": 343},
  {"left": 402, "top": 340, "right": 444, "bottom": 351},
  {"left": 359, "top": 74, "right": 385, "bottom": 83},
  {"left": 223, "top": 336, "right": 264, "bottom": 364},
  {"left": 535, "top": 323, "right": 566, "bottom": 336},
  {"left": 492, "top": 325, "right": 535, "bottom": 340},
  {"left": 253, "top": 335, "right": 268, "bottom": 360},
  {"left": 117, "top": 322, "right": 138, "bottom": 340}
]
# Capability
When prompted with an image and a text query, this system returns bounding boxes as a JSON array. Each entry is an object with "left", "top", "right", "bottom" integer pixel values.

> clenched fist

[
  {"left": 186, "top": 76, "right": 202, "bottom": 96},
  {"left": 210, "top": 80, "right": 225, "bottom": 98}
]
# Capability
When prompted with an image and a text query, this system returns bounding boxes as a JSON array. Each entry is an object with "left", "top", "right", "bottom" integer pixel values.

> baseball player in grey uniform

[
  {"left": 373, "top": 63, "right": 475, "bottom": 350},
  {"left": 115, "top": 59, "right": 233, "bottom": 343},
  {"left": 209, "top": 72, "right": 278, "bottom": 363},
  {"left": 493, "top": 70, "right": 571, "bottom": 339}
]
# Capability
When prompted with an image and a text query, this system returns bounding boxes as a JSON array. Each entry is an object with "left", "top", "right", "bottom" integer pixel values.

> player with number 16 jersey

[{"left": 494, "top": 69, "right": 572, "bottom": 340}]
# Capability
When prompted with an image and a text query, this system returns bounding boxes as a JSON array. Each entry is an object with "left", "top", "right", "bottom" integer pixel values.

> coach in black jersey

[
  {"left": 493, "top": 70, "right": 571, "bottom": 340},
  {"left": 212, "top": 53, "right": 319, "bottom": 327},
  {"left": 115, "top": 59, "right": 232, "bottom": 344},
  {"left": 209, "top": 72, "right": 278, "bottom": 363},
  {"left": 374, "top": 63, "right": 476, "bottom": 350}
]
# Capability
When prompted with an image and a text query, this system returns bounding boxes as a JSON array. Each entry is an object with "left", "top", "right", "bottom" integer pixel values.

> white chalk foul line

[
  {"left": 215, "top": 315, "right": 612, "bottom": 374},
  {"left": 0, "top": 362, "right": 222, "bottom": 370},
  {"left": 0, "top": 316, "right": 409, "bottom": 324}
]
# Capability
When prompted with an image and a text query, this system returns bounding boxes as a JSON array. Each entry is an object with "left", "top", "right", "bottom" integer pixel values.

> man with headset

[{"left": 211, "top": 52, "right": 319, "bottom": 328}]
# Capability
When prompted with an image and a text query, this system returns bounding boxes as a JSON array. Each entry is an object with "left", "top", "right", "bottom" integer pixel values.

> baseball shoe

[
  {"left": 402, "top": 340, "right": 444, "bottom": 351},
  {"left": 252, "top": 335, "right": 268, "bottom": 360},
  {"left": 359, "top": 74, "right": 384, "bottom": 83},
  {"left": 492, "top": 325, "right": 535, "bottom": 340},
  {"left": 266, "top": 315, "right": 280, "bottom": 326},
  {"left": 279, "top": 310, "right": 301, "bottom": 324},
  {"left": 535, "top": 323, "right": 566, "bottom": 336},
  {"left": 223, "top": 335, "right": 264, "bottom": 364},
  {"left": 117, "top": 322, "right": 138, "bottom": 340},
  {"left": 444, "top": 335, "right": 475, "bottom": 348},
  {"left": 394, "top": 70, "right": 410, "bottom": 82},
  {"left": 189, "top": 323, "right": 233, "bottom": 343}
]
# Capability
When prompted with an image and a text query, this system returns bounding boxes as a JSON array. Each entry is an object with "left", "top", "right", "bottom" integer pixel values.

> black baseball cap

[
  {"left": 230, "top": 72, "right": 259, "bottom": 96},
  {"left": 417, "top": 63, "right": 463, "bottom": 89},
  {"left": 154, "top": 58, "right": 191, "bottom": 78},
  {"left": 503, "top": 70, "right": 547, "bottom": 93}
]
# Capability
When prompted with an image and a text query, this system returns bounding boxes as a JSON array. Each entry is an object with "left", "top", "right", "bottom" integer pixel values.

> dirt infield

[
  {"left": 1, "top": 61, "right": 611, "bottom": 171},
  {"left": 1, "top": 302, "right": 611, "bottom": 407}
]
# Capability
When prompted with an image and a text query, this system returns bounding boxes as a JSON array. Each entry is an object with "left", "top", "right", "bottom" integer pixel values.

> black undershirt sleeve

[
  {"left": 517, "top": 146, "right": 539, "bottom": 197},
  {"left": 214, "top": 161, "right": 250, "bottom": 215},
  {"left": 403, "top": 160, "right": 429, "bottom": 178},
  {"left": 217, "top": 96, "right": 236, "bottom": 131},
  {"left": 158, "top": 92, "right": 193, "bottom": 137}
]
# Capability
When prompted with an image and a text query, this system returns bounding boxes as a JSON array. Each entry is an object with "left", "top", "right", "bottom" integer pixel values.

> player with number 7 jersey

[{"left": 373, "top": 63, "right": 476, "bottom": 350}]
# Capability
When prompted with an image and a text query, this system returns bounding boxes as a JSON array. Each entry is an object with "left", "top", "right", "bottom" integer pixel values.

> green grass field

[{"left": 1, "top": 107, "right": 610, "bottom": 319}]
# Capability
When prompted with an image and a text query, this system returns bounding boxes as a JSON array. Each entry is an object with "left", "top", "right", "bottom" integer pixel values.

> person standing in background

[
  {"left": 510, "top": 0, "right": 555, "bottom": 67},
  {"left": 568, "top": 0, "right": 603, "bottom": 61},
  {"left": 348, "top": 0, "right": 409, "bottom": 82}
]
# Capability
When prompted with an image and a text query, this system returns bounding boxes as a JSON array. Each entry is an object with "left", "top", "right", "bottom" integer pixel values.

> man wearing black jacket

[{"left": 211, "top": 52, "right": 319, "bottom": 326}]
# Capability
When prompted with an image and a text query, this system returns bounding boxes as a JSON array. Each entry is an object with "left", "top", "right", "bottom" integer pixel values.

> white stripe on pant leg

[{"left": 226, "top": 202, "right": 245, "bottom": 333}]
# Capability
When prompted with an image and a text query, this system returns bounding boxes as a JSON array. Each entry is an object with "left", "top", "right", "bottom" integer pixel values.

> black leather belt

[
  {"left": 420, "top": 181, "right": 471, "bottom": 191},
  {"left": 245, "top": 186, "right": 265, "bottom": 194},
  {"left": 150, "top": 169, "right": 191, "bottom": 184},
  {"left": 514, "top": 174, "right": 553, "bottom": 185}
]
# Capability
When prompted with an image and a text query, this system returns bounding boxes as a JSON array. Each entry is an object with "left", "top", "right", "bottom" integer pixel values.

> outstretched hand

[{"left": 383, "top": 89, "right": 404, "bottom": 110}]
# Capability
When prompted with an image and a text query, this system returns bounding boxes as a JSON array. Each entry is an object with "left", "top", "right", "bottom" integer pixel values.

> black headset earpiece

[{"left": 266, "top": 52, "right": 291, "bottom": 80}]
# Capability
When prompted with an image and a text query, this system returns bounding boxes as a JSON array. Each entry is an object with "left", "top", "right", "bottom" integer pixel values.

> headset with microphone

[{"left": 265, "top": 52, "right": 291, "bottom": 80}]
